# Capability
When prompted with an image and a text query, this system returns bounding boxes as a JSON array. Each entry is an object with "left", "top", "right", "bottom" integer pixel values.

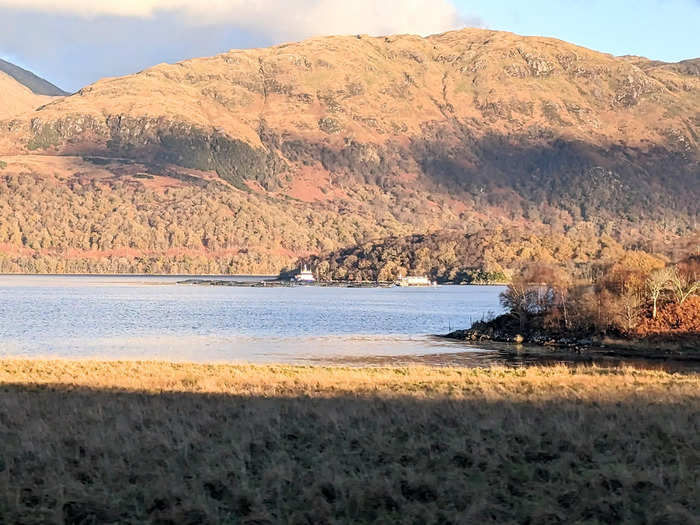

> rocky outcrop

[
  {"left": 22, "top": 115, "right": 283, "bottom": 189},
  {"left": 444, "top": 314, "right": 700, "bottom": 355},
  {"left": 445, "top": 316, "right": 596, "bottom": 350}
]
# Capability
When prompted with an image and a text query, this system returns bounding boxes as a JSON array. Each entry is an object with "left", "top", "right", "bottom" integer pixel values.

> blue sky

[
  {"left": 0, "top": 0, "right": 698, "bottom": 92},
  {"left": 454, "top": 0, "right": 700, "bottom": 63}
]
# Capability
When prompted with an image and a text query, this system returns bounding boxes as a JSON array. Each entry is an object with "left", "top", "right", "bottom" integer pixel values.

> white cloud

[
  {"left": 0, "top": 0, "right": 471, "bottom": 38},
  {"left": 0, "top": 1, "right": 483, "bottom": 91}
]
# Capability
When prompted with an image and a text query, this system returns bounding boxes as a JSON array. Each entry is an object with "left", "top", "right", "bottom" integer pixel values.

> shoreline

[
  {"left": 444, "top": 325, "right": 700, "bottom": 360},
  {"left": 0, "top": 274, "right": 508, "bottom": 286},
  {"left": 178, "top": 278, "right": 507, "bottom": 288},
  {"left": 0, "top": 272, "right": 279, "bottom": 278},
  {"left": 177, "top": 278, "right": 395, "bottom": 288}
]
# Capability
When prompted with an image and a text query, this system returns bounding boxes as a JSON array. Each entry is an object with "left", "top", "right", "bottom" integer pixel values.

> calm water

[
  {"left": 0, "top": 275, "right": 503, "bottom": 363},
  {"left": 0, "top": 275, "right": 695, "bottom": 370}
]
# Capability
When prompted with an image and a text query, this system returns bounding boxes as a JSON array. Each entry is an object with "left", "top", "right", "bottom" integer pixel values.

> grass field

[{"left": 0, "top": 360, "right": 698, "bottom": 524}]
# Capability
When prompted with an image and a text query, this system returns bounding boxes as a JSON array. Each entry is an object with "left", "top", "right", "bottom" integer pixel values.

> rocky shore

[
  {"left": 444, "top": 314, "right": 700, "bottom": 357},
  {"left": 445, "top": 315, "right": 594, "bottom": 350}
]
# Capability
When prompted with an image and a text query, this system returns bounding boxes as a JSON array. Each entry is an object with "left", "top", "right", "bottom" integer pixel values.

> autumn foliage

[
  {"left": 635, "top": 296, "right": 700, "bottom": 335},
  {"left": 500, "top": 254, "right": 699, "bottom": 339}
]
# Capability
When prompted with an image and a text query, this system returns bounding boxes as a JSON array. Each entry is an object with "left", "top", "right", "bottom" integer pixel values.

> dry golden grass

[
  {"left": 1, "top": 359, "right": 698, "bottom": 401},
  {"left": 0, "top": 72, "right": 55, "bottom": 120},
  {"left": 0, "top": 359, "right": 698, "bottom": 524}
]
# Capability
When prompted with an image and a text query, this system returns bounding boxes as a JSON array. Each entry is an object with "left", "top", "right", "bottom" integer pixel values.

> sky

[{"left": 0, "top": 0, "right": 698, "bottom": 93}]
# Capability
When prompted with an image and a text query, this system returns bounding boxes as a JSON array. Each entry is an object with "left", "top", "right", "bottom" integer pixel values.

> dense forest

[
  {"left": 298, "top": 229, "right": 698, "bottom": 284},
  {"left": 1, "top": 161, "right": 694, "bottom": 276},
  {"left": 0, "top": 166, "right": 459, "bottom": 273}
]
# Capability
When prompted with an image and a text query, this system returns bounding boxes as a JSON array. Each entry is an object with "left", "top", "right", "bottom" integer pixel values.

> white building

[
  {"left": 395, "top": 275, "right": 433, "bottom": 286},
  {"left": 295, "top": 265, "right": 315, "bottom": 282}
]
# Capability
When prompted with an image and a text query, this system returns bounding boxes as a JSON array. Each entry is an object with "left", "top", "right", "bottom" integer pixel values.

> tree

[
  {"left": 646, "top": 268, "right": 674, "bottom": 319},
  {"left": 500, "top": 280, "right": 533, "bottom": 331},
  {"left": 619, "top": 286, "right": 643, "bottom": 332},
  {"left": 667, "top": 267, "right": 699, "bottom": 305}
]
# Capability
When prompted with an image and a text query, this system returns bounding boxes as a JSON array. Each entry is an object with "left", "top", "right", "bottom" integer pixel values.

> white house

[
  {"left": 294, "top": 265, "right": 315, "bottom": 282},
  {"left": 395, "top": 275, "right": 433, "bottom": 286}
]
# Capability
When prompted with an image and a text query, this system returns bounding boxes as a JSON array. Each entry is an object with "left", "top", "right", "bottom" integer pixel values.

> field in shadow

[{"left": 0, "top": 363, "right": 698, "bottom": 524}]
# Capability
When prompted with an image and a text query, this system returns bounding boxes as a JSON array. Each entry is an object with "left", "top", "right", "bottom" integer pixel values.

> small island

[
  {"left": 177, "top": 277, "right": 394, "bottom": 288},
  {"left": 446, "top": 253, "right": 699, "bottom": 358},
  {"left": 178, "top": 267, "right": 436, "bottom": 288}
]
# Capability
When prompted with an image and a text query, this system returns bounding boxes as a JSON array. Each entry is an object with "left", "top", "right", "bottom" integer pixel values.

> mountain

[
  {"left": 0, "top": 71, "right": 56, "bottom": 119},
  {"left": 0, "top": 58, "right": 68, "bottom": 96},
  {"left": 0, "top": 29, "right": 697, "bottom": 274}
]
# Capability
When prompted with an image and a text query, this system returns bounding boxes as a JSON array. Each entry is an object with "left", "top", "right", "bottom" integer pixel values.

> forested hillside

[
  {"left": 0, "top": 29, "right": 697, "bottom": 274},
  {"left": 298, "top": 228, "right": 700, "bottom": 283},
  {"left": 0, "top": 156, "right": 464, "bottom": 273}
]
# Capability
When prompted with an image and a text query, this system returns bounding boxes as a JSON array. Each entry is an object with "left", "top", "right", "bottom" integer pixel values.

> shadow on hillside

[{"left": 0, "top": 384, "right": 696, "bottom": 524}]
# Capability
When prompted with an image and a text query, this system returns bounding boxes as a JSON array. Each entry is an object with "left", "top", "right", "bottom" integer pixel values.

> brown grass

[{"left": 0, "top": 360, "right": 698, "bottom": 524}]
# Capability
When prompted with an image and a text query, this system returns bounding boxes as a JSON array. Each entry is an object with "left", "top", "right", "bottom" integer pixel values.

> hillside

[
  {"left": 0, "top": 58, "right": 68, "bottom": 96},
  {"left": 300, "top": 228, "right": 634, "bottom": 283},
  {"left": 0, "top": 71, "right": 55, "bottom": 119},
  {"left": 0, "top": 29, "right": 698, "bottom": 273},
  {"left": 299, "top": 228, "right": 700, "bottom": 283}
]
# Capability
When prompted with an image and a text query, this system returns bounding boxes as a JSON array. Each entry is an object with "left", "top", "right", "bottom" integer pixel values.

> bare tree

[
  {"left": 619, "top": 288, "right": 643, "bottom": 332},
  {"left": 501, "top": 281, "right": 530, "bottom": 331},
  {"left": 667, "top": 267, "right": 699, "bottom": 305},
  {"left": 500, "top": 280, "right": 544, "bottom": 331},
  {"left": 549, "top": 268, "right": 573, "bottom": 329},
  {"left": 646, "top": 267, "right": 674, "bottom": 319},
  {"left": 501, "top": 264, "right": 567, "bottom": 330}
]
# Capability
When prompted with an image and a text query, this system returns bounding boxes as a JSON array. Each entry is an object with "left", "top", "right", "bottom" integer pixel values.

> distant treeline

[
  {"left": 0, "top": 171, "right": 456, "bottom": 274},
  {"left": 0, "top": 253, "right": 288, "bottom": 275},
  {"left": 297, "top": 228, "right": 697, "bottom": 284}
]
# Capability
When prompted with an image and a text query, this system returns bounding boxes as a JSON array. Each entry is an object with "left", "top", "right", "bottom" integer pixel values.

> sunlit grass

[
  {"left": 0, "top": 359, "right": 697, "bottom": 523},
  {"left": 2, "top": 359, "right": 695, "bottom": 399}
]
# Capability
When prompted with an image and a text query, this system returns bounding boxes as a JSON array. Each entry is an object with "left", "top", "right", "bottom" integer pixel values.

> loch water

[{"left": 0, "top": 275, "right": 695, "bottom": 371}]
